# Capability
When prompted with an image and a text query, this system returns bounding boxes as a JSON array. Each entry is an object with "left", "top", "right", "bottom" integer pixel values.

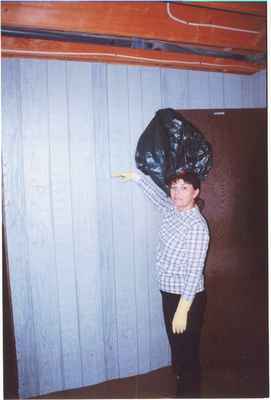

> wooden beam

[
  {"left": 2, "top": 36, "right": 263, "bottom": 75},
  {"left": 182, "top": 2, "right": 267, "bottom": 17},
  {"left": 2, "top": 2, "right": 266, "bottom": 52},
  {"left": 2, "top": 25, "right": 264, "bottom": 59}
]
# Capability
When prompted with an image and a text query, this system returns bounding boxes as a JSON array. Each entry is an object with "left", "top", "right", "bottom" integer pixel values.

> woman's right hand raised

[{"left": 112, "top": 171, "right": 140, "bottom": 182}]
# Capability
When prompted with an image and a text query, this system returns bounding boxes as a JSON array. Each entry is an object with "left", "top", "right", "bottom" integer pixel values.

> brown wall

[{"left": 181, "top": 109, "right": 268, "bottom": 393}]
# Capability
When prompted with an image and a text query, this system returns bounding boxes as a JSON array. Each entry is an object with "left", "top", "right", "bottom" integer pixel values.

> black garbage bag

[{"left": 135, "top": 108, "right": 213, "bottom": 194}]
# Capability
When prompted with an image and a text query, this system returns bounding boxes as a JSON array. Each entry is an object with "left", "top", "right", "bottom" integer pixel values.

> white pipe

[
  {"left": 166, "top": 2, "right": 260, "bottom": 34},
  {"left": 2, "top": 48, "right": 256, "bottom": 71}
]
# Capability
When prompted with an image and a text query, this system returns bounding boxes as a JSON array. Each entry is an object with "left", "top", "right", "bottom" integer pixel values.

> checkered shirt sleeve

[
  {"left": 136, "top": 174, "right": 171, "bottom": 212},
  {"left": 182, "top": 223, "right": 209, "bottom": 301}
]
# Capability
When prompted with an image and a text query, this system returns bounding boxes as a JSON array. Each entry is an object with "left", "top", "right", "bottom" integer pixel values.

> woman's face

[{"left": 170, "top": 179, "right": 199, "bottom": 211}]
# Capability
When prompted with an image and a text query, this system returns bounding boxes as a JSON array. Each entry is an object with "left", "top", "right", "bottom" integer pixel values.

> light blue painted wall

[{"left": 2, "top": 58, "right": 266, "bottom": 398}]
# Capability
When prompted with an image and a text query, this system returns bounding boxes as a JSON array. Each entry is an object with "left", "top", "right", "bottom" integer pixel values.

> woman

[{"left": 113, "top": 170, "right": 209, "bottom": 398}]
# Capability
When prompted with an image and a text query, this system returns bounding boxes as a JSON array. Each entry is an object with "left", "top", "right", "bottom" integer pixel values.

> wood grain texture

[
  {"left": 160, "top": 69, "right": 189, "bottom": 109},
  {"left": 183, "top": 2, "right": 267, "bottom": 17},
  {"left": 188, "top": 70, "right": 211, "bottom": 108},
  {"left": 208, "top": 72, "right": 224, "bottom": 108},
  {"left": 1, "top": 1, "right": 266, "bottom": 74},
  {"left": 66, "top": 61, "right": 106, "bottom": 386},
  {"left": 253, "top": 69, "right": 267, "bottom": 108},
  {"left": 140, "top": 67, "right": 170, "bottom": 370},
  {"left": 107, "top": 64, "right": 138, "bottom": 377},
  {"left": 91, "top": 63, "right": 119, "bottom": 381},
  {"left": 2, "top": 59, "right": 267, "bottom": 398},
  {"left": 2, "top": 36, "right": 264, "bottom": 75},
  {"left": 223, "top": 74, "right": 243, "bottom": 107},
  {"left": 2, "top": 2, "right": 266, "bottom": 51},
  {"left": 180, "top": 109, "right": 267, "bottom": 374},
  {"left": 19, "top": 59, "right": 63, "bottom": 394},
  {"left": 47, "top": 60, "right": 82, "bottom": 388},
  {"left": 2, "top": 59, "right": 40, "bottom": 398},
  {"left": 127, "top": 66, "right": 153, "bottom": 374}
]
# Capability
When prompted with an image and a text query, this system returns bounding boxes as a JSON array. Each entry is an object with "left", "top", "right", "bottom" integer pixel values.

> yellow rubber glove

[
  {"left": 112, "top": 171, "right": 140, "bottom": 182},
  {"left": 172, "top": 297, "right": 192, "bottom": 334}
]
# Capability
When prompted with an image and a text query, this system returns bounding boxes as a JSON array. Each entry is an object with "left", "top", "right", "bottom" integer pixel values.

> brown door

[{"left": 181, "top": 108, "right": 268, "bottom": 397}]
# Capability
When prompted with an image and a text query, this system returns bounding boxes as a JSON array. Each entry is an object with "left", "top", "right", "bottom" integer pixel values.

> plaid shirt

[{"left": 137, "top": 175, "right": 209, "bottom": 301}]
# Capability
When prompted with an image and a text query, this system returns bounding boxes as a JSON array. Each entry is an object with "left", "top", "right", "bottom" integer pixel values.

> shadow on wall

[{"left": 3, "top": 222, "right": 19, "bottom": 399}]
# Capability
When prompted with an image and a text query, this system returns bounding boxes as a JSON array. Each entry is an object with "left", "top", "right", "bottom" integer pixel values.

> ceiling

[{"left": 1, "top": 1, "right": 267, "bottom": 75}]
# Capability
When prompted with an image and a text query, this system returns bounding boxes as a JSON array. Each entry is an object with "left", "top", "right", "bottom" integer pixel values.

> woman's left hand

[
  {"left": 172, "top": 297, "right": 192, "bottom": 334},
  {"left": 172, "top": 309, "right": 188, "bottom": 334}
]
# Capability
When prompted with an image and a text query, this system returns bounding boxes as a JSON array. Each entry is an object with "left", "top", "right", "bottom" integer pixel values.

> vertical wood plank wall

[{"left": 2, "top": 59, "right": 266, "bottom": 398}]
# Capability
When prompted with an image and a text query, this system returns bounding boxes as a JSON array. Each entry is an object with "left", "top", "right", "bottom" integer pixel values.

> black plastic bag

[{"left": 135, "top": 108, "right": 213, "bottom": 194}]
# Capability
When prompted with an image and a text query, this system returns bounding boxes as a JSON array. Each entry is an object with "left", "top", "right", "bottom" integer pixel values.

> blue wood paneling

[
  {"left": 2, "top": 58, "right": 266, "bottom": 398},
  {"left": 47, "top": 60, "right": 82, "bottom": 389},
  {"left": 224, "top": 74, "right": 243, "bottom": 108},
  {"left": 66, "top": 61, "right": 106, "bottom": 386},
  {"left": 140, "top": 67, "right": 170, "bottom": 369},
  {"left": 91, "top": 63, "right": 119, "bottom": 381},
  {"left": 107, "top": 64, "right": 138, "bottom": 377},
  {"left": 208, "top": 73, "right": 224, "bottom": 108},
  {"left": 188, "top": 71, "right": 210, "bottom": 109},
  {"left": 127, "top": 66, "right": 152, "bottom": 374},
  {"left": 2, "top": 59, "right": 40, "bottom": 398},
  {"left": 253, "top": 70, "right": 267, "bottom": 108},
  {"left": 20, "top": 59, "right": 63, "bottom": 395},
  {"left": 160, "top": 69, "right": 189, "bottom": 108}
]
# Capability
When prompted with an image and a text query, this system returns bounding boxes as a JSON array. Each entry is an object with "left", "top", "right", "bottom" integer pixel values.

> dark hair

[
  {"left": 167, "top": 171, "right": 205, "bottom": 210},
  {"left": 167, "top": 171, "right": 201, "bottom": 190}
]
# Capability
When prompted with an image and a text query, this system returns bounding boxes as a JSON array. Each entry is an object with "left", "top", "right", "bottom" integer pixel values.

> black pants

[{"left": 161, "top": 290, "right": 207, "bottom": 398}]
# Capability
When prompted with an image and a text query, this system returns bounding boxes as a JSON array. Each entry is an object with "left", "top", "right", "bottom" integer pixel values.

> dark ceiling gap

[{"left": 2, "top": 26, "right": 266, "bottom": 64}]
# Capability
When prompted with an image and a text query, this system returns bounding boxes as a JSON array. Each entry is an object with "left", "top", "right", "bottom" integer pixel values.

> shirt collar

[{"left": 170, "top": 203, "right": 199, "bottom": 215}]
